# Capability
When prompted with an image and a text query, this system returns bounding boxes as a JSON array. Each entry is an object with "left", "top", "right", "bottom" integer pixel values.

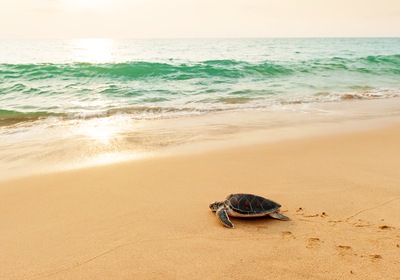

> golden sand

[{"left": 1, "top": 122, "right": 400, "bottom": 279}]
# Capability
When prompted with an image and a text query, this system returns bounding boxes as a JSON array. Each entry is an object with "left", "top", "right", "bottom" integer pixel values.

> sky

[{"left": 0, "top": 0, "right": 399, "bottom": 39}]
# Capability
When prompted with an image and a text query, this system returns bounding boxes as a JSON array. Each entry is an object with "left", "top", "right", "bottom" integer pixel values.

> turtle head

[{"left": 209, "top": 201, "right": 224, "bottom": 212}]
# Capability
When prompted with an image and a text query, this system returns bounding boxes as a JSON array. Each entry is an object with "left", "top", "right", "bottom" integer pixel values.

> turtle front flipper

[
  {"left": 269, "top": 211, "right": 290, "bottom": 221},
  {"left": 216, "top": 207, "right": 234, "bottom": 228}
]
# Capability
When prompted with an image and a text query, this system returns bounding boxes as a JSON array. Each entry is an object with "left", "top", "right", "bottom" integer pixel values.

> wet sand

[{"left": 1, "top": 117, "right": 400, "bottom": 279}]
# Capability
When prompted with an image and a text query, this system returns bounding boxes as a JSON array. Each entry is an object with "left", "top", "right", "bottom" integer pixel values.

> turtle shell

[{"left": 225, "top": 193, "right": 281, "bottom": 215}]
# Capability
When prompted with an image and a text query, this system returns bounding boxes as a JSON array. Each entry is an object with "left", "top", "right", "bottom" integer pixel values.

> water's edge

[{"left": 2, "top": 97, "right": 400, "bottom": 182}]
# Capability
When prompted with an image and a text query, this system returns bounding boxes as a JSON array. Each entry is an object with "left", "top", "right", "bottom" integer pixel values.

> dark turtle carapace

[{"left": 209, "top": 193, "right": 290, "bottom": 228}]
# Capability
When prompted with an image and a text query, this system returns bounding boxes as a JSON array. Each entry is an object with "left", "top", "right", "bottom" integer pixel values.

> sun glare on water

[{"left": 70, "top": 38, "right": 116, "bottom": 62}]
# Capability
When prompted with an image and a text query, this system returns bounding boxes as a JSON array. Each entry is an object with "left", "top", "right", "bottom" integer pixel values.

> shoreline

[
  {"left": 2, "top": 97, "right": 400, "bottom": 181},
  {"left": 1, "top": 115, "right": 400, "bottom": 279}
]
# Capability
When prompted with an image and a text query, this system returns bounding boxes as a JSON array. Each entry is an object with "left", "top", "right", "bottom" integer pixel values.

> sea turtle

[{"left": 209, "top": 193, "right": 290, "bottom": 228}]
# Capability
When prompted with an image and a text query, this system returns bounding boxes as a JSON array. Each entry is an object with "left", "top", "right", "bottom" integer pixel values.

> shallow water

[{"left": 1, "top": 38, "right": 400, "bottom": 179}]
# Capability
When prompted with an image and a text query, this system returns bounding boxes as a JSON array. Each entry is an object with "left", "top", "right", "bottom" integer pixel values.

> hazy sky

[{"left": 1, "top": 0, "right": 399, "bottom": 38}]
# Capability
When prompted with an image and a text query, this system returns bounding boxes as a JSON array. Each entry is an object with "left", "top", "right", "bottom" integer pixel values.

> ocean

[{"left": 1, "top": 38, "right": 400, "bottom": 179}]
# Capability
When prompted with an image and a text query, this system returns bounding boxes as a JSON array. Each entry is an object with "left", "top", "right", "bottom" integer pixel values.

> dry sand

[{"left": 1, "top": 121, "right": 400, "bottom": 279}]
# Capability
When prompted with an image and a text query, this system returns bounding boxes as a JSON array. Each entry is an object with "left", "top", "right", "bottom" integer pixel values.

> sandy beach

[
  {"left": 1, "top": 116, "right": 400, "bottom": 280},
  {"left": 1, "top": 1, "right": 400, "bottom": 278}
]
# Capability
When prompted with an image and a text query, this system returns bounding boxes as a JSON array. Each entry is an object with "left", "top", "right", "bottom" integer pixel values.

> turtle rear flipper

[
  {"left": 269, "top": 211, "right": 290, "bottom": 221},
  {"left": 216, "top": 207, "right": 234, "bottom": 228}
]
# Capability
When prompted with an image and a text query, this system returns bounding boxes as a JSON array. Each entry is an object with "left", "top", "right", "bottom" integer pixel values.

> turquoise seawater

[
  {"left": 1, "top": 38, "right": 400, "bottom": 123},
  {"left": 1, "top": 38, "right": 400, "bottom": 178}
]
